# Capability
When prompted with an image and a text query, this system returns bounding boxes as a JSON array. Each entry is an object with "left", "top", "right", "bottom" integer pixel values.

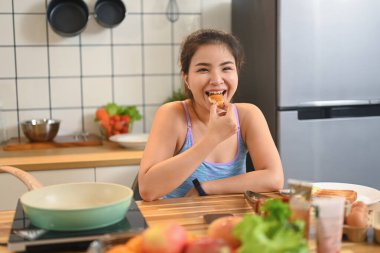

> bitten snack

[{"left": 208, "top": 91, "right": 225, "bottom": 108}]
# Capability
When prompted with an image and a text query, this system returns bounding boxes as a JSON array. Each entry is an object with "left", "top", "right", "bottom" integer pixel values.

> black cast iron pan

[
  {"left": 47, "top": 0, "right": 89, "bottom": 37},
  {"left": 94, "top": 0, "right": 126, "bottom": 28}
]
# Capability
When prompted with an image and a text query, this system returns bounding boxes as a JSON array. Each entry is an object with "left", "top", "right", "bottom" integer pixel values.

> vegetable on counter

[
  {"left": 105, "top": 199, "right": 309, "bottom": 253},
  {"left": 95, "top": 103, "right": 142, "bottom": 138},
  {"left": 234, "top": 199, "right": 308, "bottom": 253}
]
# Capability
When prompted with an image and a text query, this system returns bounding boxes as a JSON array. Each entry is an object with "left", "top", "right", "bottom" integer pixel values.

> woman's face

[{"left": 183, "top": 43, "right": 238, "bottom": 109}]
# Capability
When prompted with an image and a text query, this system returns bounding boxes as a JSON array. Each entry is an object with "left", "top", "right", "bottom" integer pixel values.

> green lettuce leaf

[{"left": 233, "top": 199, "right": 308, "bottom": 253}]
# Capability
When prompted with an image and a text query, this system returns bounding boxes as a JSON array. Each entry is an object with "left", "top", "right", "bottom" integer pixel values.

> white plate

[
  {"left": 313, "top": 182, "right": 380, "bottom": 205},
  {"left": 109, "top": 133, "right": 149, "bottom": 150}
]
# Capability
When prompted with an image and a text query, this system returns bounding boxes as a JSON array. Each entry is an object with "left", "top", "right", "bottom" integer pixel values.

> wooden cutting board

[{"left": 3, "top": 134, "right": 103, "bottom": 151}]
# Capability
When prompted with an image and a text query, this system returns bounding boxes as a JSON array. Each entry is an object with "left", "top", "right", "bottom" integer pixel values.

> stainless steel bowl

[{"left": 21, "top": 119, "right": 60, "bottom": 142}]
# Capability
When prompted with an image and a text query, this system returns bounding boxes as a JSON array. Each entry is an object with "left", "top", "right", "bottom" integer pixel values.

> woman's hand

[{"left": 205, "top": 103, "right": 238, "bottom": 145}]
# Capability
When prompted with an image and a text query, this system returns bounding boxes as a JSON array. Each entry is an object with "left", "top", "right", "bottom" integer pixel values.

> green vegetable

[
  {"left": 233, "top": 199, "right": 308, "bottom": 253},
  {"left": 104, "top": 102, "right": 142, "bottom": 123},
  {"left": 105, "top": 103, "right": 119, "bottom": 116}
]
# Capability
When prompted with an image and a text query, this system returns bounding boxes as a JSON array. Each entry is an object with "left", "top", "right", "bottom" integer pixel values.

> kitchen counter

[
  {"left": 1, "top": 194, "right": 380, "bottom": 253},
  {"left": 0, "top": 142, "right": 143, "bottom": 171}
]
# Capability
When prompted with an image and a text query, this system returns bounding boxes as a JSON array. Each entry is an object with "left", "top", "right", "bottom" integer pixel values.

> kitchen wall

[{"left": 0, "top": 0, "right": 231, "bottom": 140}]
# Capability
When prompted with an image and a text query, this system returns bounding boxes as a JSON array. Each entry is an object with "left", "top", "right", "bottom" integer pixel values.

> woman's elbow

[
  {"left": 139, "top": 184, "right": 160, "bottom": 202},
  {"left": 269, "top": 170, "right": 284, "bottom": 191}
]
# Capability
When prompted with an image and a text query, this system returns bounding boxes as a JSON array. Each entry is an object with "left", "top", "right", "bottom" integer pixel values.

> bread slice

[
  {"left": 313, "top": 189, "right": 357, "bottom": 204},
  {"left": 208, "top": 94, "right": 224, "bottom": 108}
]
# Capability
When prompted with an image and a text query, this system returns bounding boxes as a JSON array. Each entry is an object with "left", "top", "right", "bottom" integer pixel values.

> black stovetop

[{"left": 8, "top": 199, "right": 148, "bottom": 252}]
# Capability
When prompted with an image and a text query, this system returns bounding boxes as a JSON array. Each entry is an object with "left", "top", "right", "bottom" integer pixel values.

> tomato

[
  {"left": 121, "top": 126, "right": 129, "bottom": 133},
  {"left": 114, "top": 122, "right": 123, "bottom": 131},
  {"left": 121, "top": 115, "right": 131, "bottom": 123}
]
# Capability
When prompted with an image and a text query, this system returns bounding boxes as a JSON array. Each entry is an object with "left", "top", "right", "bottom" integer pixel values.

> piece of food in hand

[
  {"left": 346, "top": 201, "right": 368, "bottom": 228},
  {"left": 312, "top": 188, "right": 357, "bottom": 204},
  {"left": 207, "top": 91, "right": 225, "bottom": 108},
  {"left": 207, "top": 216, "right": 243, "bottom": 249},
  {"left": 141, "top": 223, "right": 188, "bottom": 253}
]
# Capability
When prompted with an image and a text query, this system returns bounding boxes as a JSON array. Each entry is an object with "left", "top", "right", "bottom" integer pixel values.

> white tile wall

[
  {"left": 113, "top": 15, "right": 142, "bottom": 44},
  {"left": 145, "top": 76, "right": 172, "bottom": 104},
  {"left": 13, "top": 0, "right": 45, "bottom": 13},
  {"left": 114, "top": 77, "right": 143, "bottom": 105},
  {"left": 17, "top": 79, "right": 49, "bottom": 109},
  {"left": 0, "top": 0, "right": 231, "bottom": 137},
  {"left": 50, "top": 78, "right": 82, "bottom": 107},
  {"left": 0, "top": 48, "right": 15, "bottom": 78},
  {"left": 82, "top": 77, "right": 113, "bottom": 106},
  {"left": 113, "top": 46, "right": 142, "bottom": 75},
  {"left": 0, "top": 80, "right": 17, "bottom": 109},
  {"left": 143, "top": 15, "right": 171, "bottom": 43},
  {"left": 144, "top": 45, "right": 172, "bottom": 74},
  {"left": 49, "top": 47, "right": 81, "bottom": 77},
  {"left": 0, "top": 15, "right": 13, "bottom": 45},
  {"left": 14, "top": 14, "right": 47, "bottom": 45},
  {"left": 52, "top": 109, "right": 84, "bottom": 135},
  {"left": 0, "top": 1, "right": 12, "bottom": 12},
  {"left": 16, "top": 47, "right": 48, "bottom": 77}
]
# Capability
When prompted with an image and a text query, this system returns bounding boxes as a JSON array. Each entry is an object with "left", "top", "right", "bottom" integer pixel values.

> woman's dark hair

[{"left": 179, "top": 29, "right": 245, "bottom": 99}]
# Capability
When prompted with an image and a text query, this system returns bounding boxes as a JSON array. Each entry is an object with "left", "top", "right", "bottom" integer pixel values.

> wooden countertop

[
  {"left": 1, "top": 194, "right": 380, "bottom": 253},
  {"left": 0, "top": 142, "right": 143, "bottom": 171}
]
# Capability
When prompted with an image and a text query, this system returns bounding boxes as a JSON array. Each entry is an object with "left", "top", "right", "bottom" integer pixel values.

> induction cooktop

[{"left": 8, "top": 199, "right": 148, "bottom": 252}]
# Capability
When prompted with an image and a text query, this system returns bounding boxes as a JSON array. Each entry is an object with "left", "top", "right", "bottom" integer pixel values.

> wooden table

[{"left": 1, "top": 194, "right": 380, "bottom": 252}]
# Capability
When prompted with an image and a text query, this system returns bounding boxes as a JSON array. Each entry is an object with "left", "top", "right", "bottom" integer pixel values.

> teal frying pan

[{"left": 0, "top": 166, "right": 133, "bottom": 231}]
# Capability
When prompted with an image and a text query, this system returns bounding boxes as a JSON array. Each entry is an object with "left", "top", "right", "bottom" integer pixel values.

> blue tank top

[{"left": 163, "top": 101, "right": 248, "bottom": 198}]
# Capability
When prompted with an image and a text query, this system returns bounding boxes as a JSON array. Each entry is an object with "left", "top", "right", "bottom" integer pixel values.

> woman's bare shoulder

[
  {"left": 234, "top": 102, "right": 263, "bottom": 117},
  {"left": 155, "top": 101, "right": 186, "bottom": 121},
  {"left": 151, "top": 101, "right": 187, "bottom": 136}
]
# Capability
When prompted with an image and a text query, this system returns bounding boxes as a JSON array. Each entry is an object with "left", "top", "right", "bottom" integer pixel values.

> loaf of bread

[{"left": 313, "top": 189, "right": 357, "bottom": 204}]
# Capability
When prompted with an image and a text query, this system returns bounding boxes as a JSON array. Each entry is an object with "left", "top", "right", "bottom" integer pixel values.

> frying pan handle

[{"left": 0, "top": 166, "right": 43, "bottom": 190}]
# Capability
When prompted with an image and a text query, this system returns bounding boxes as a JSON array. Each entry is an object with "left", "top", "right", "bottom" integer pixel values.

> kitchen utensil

[
  {"left": 21, "top": 118, "right": 60, "bottom": 142},
  {"left": 94, "top": 0, "right": 126, "bottom": 28},
  {"left": 244, "top": 190, "right": 269, "bottom": 213},
  {"left": 47, "top": 0, "right": 89, "bottom": 37},
  {"left": 166, "top": 0, "right": 179, "bottom": 22},
  {"left": 0, "top": 166, "right": 133, "bottom": 231}
]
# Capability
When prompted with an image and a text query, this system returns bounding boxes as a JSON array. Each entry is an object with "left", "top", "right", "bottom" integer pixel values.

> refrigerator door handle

[
  {"left": 297, "top": 100, "right": 380, "bottom": 120},
  {"left": 298, "top": 100, "right": 370, "bottom": 108}
]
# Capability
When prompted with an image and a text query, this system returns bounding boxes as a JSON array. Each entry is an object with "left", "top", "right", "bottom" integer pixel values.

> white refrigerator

[{"left": 232, "top": 0, "right": 380, "bottom": 189}]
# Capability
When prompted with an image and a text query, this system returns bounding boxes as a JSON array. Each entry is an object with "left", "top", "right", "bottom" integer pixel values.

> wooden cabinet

[{"left": 0, "top": 166, "right": 138, "bottom": 211}]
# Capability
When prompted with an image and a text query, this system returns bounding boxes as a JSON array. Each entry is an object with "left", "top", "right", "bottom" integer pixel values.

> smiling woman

[{"left": 138, "top": 29, "right": 284, "bottom": 201}]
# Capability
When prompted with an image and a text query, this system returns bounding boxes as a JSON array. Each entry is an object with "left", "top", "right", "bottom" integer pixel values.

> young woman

[{"left": 139, "top": 29, "right": 283, "bottom": 201}]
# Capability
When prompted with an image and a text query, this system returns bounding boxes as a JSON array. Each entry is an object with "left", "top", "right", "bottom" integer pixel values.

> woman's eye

[
  {"left": 223, "top": 67, "right": 233, "bottom": 71},
  {"left": 197, "top": 68, "right": 208, "bottom": 73}
]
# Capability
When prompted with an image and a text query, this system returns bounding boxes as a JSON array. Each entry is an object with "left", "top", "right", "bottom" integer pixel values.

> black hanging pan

[
  {"left": 94, "top": 0, "right": 126, "bottom": 28},
  {"left": 47, "top": 0, "right": 89, "bottom": 37}
]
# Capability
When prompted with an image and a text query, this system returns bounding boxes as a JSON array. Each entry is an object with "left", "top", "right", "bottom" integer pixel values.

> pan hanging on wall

[
  {"left": 47, "top": 0, "right": 89, "bottom": 37},
  {"left": 94, "top": 0, "right": 127, "bottom": 28}
]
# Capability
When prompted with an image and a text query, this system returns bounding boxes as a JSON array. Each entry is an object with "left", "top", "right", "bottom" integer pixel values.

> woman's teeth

[{"left": 206, "top": 90, "right": 225, "bottom": 96}]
